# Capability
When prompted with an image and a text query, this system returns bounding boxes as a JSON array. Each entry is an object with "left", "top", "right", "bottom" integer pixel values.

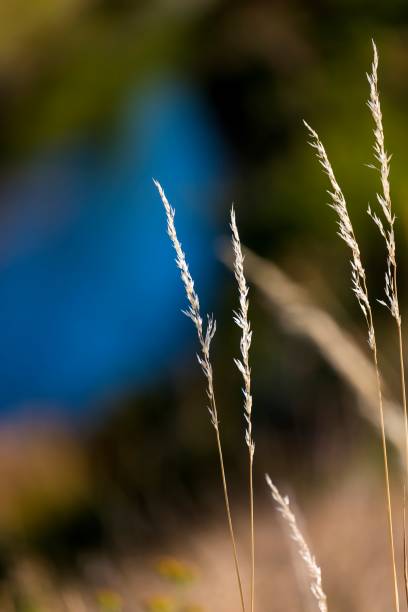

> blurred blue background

[{"left": 0, "top": 77, "right": 226, "bottom": 417}]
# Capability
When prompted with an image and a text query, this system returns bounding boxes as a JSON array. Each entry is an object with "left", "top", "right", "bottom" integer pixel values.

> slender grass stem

[
  {"left": 155, "top": 180, "right": 246, "bottom": 612},
  {"left": 404, "top": 487, "right": 408, "bottom": 606},
  {"left": 215, "top": 425, "right": 246, "bottom": 612},
  {"left": 230, "top": 207, "right": 255, "bottom": 612},
  {"left": 394, "top": 274, "right": 408, "bottom": 609},
  {"left": 249, "top": 454, "right": 255, "bottom": 612},
  {"left": 365, "top": 269, "right": 399, "bottom": 612},
  {"left": 367, "top": 42, "right": 408, "bottom": 608},
  {"left": 397, "top": 325, "right": 408, "bottom": 471},
  {"left": 372, "top": 341, "right": 400, "bottom": 612},
  {"left": 394, "top": 273, "right": 408, "bottom": 480},
  {"left": 305, "top": 118, "right": 400, "bottom": 612}
]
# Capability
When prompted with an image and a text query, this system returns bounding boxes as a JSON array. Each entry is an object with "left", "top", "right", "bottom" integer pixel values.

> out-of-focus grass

[{"left": 0, "top": 462, "right": 396, "bottom": 611}]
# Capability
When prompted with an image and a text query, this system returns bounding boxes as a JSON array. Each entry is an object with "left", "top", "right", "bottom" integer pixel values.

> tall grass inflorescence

[
  {"left": 154, "top": 179, "right": 246, "bottom": 612},
  {"left": 231, "top": 206, "right": 255, "bottom": 612},
  {"left": 156, "top": 182, "right": 327, "bottom": 611},
  {"left": 265, "top": 475, "right": 328, "bottom": 612},
  {"left": 157, "top": 40, "right": 408, "bottom": 612},
  {"left": 304, "top": 41, "right": 408, "bottom": 612}
]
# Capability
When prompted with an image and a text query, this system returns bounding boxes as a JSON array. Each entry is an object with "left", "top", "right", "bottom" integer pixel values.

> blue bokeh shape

[{"left": 0, "top": 77, "right": 227, "bottom": 418}]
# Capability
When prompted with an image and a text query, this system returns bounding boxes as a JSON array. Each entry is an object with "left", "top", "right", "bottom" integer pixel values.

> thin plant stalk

[
  {"left": 249, "top": 454, "right": 254, "bottom": 612},
  {"left": 367, "top": 43, "right": 408, "bottom": 607},
  {"left": 154, "top": 180, "right": 246, "bottom": 612},
  {"left": 397, "top": 323, "right": 408, "bottom": 476},
  {"left": 367, "top": 39, "right": 408, "bottom": 497},
  {"left": 404, "top": 486, "right": 408, "bottom": 604},
  {"left": 372, "top": 335, "right": 400, "bottom": 612},
  {"left": 266, "top": 475, "right": 328, "bottom": 612},
  {"left": 214, "top": 424, "right": 246, "bottom": 612},
  {"left": 397, "top": 318, "right": 408, "bottom": 608},
  {"left": 304, "top": 122, "right": 400, "bottom": 612},
  {"left": 231, "top": 207, "right": 255, "bottom": 612}
]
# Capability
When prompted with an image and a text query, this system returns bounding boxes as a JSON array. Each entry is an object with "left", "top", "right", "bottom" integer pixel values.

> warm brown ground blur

[{"left": 0, "top": 451, "right": 401, "bottom": 612}]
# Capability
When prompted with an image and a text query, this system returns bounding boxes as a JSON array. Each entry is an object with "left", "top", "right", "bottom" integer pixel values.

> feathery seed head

[
  {"left": 303, "top": 122, "right": 375, "bottom": 347},
  {"left": 231, "top": 207, "right": 254, "bottom": 456},
  {"left": 366, "top": 43, "right": 400, "bottom": 324},
  {"left": 266, "top": 475, "right": 328, "bottom": 612},
  {"left": 154, "top": 179, "right": 219, "bottom": 429}
]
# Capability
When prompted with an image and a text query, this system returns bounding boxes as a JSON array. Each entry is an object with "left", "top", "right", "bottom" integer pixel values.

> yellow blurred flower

[
  {"left": 143, "top": 594, "right": 176, "bottom": 612},
  {"left": 96, "top": 589, "right": 123, "bottom": 612},
  {"left": 154, "top": 556, "right": 197, "bottom": 584}
]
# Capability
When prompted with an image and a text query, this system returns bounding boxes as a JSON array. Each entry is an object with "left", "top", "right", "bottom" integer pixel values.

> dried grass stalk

[
  {"left": 304, "top": 120, "right": 400, "bottom": 612},
  {"left": 404, "top": 486, "right": 408, "bottom": 606},
  {"left": 154, "top": 179, "right": 246, "bottom": 612},
  {"left": 231, "top": 206, "right": 255, "bottom": 612},
  {"left": 367, "top": 43, "right": 400, "bottom": 323},
  {"left": 367, "top": 43, "right": 408, "bottom": 606},
  {"left": 266, "top": 475, "right": 328, "bottom": 612}
]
